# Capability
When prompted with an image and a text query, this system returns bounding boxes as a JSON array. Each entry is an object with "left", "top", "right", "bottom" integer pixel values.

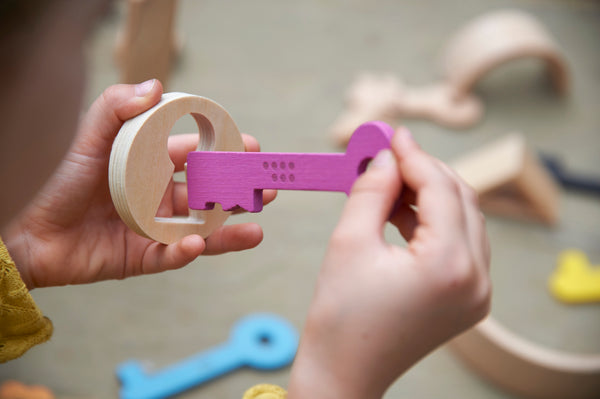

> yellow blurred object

[
  {"left": 242, "top": 384, "right": 287, "bottom": 399},
  {"left": 549, "top": 249, "right": 600, "bottom": 304}
]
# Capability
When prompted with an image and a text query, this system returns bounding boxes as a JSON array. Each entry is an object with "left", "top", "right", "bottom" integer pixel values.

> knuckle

[
  {"left": 329, "top": 226, "right": 364, "bottom": 251},
  {"left": 101, "top": 84, "right": 120, "bottom": 103},
  {"left": 463, "top": 184, "right": 480, "bottom": 207},
  {"left": 433, "top": 246, "right": 476, "bottom": 293}
]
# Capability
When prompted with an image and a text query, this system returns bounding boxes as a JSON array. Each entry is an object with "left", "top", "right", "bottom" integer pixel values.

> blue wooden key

[{"left": 116, "top": 313, "right": 299, "bottom": 399}]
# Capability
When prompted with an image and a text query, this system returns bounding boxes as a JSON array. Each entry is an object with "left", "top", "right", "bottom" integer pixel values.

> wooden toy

[
  {"left": 109, "top": 92, "right": 245, "bottom": 245},
  {"left": 109, "top": 92, "right": 394, "bottom": 243},
  {"left": 450, "top": 133, "right": 561, "bottom": 226},
  {"left": 541, "top": 154, "right": 600, "bottom": 196},
  {"left": 549, "top": 250, "right": 600, "bottom": 304},
  {"left": 115, "top": 0, "right": 180, "bottom": 86},
  {"left": 116, "top": 314, "right": 298, "bottom": 399},
  {"left": 330, "top": 9, "right": 569, "bottom": 146},
  {"left": 187, "top": 121, "right": 394, "bottom": 212},
  {"left": 450, "top": 316, "right": 600, "bottom": 399}
]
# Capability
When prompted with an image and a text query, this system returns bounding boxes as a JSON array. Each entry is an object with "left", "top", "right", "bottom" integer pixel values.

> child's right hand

[{"left": 288, "top": 128, "right": 491, "bottom": 399}]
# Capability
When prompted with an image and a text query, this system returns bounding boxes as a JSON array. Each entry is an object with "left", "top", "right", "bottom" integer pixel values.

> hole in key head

[
  {"left": 357, "top": 157, "right": 373, "bottom": 175},
  {"left": 191, "top": 112, "right": 216, "bottom": 151},
  {"left": 259, "top": 333, "right": 272, "bottom": 346},
  {"left": 154, "top": 113, "right": 216, "bottom": 225}
]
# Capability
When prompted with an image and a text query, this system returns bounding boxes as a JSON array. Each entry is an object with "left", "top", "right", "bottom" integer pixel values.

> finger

[
  {"left": 168, "top": 134, "right": 199, "bottom": 172},
  {"left": 172, "top": 185, "right": 277, "bottom": 216},
  {"left": 335, "top": 147, "right": 401, "bottom": 241},
  {"left": 140, "top": 234, "right": 206, "bottom": 274},
  {"left": 172, "top": 181, "right": 189, "bottom": 215},
  {"left": 203, "top": 223, "right": 264, "bottom": 255},
  {"left": 156, "top": 179, "right": 175, "bottom": 217},
  {"left": 242, "top": 133, "right": 260, "bottom": 152},
  {"left": 392, "top": 127, "right": 466, "bottom": 241},
  {"left": 439, "top": 162, "right": 491, "bottom": 270},
  {"left": 73, "top": 80, "right": 163, "bottom": 161},
  {"left": 231, "top": 189, "right": 278, "bottom": 215},
  {"left": 389, "top": 202, "right": 419, "bottom": 242}
]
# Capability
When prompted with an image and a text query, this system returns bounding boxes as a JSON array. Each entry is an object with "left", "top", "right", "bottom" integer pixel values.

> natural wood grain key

[{"left": 186, "top": 121, "right": 395, "bottom": 212}]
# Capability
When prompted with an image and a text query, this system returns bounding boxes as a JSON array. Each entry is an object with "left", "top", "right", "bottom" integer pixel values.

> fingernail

[
  {"left": 135, "top": 79, "right": 155, "bottom": 97},
  {"left": 370, "top": 149, "right": 395, "bottom": 169},
  {"left": 397, "top": 126, "right": 413, "bottom": 141}
]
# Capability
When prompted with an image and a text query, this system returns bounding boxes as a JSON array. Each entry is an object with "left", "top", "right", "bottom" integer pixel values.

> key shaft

[{"left": 187, "top": 121, "right": 394, "bottom": 212}]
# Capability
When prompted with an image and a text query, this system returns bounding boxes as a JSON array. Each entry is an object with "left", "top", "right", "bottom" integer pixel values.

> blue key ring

[{"left": 231, "top": 313, "right": 299, "bottom": 370}]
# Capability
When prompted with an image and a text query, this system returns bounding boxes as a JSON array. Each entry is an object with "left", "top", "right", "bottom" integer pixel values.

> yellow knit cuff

[
  {"left": 243, "top": 384, "right": 287, "bottom": 399},
  {"left": 0, "top": 237, "right": 53, "bottom": 363}
]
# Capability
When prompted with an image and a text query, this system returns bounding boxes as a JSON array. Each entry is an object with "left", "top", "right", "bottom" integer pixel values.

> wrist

[
  {"left": 1, "top": 225, "right": 34, "bottom": 289},
  {"left": 287, "top": 318, "right": 387, "bottom": 399}
]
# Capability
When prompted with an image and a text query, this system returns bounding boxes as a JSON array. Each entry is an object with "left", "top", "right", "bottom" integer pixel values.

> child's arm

[
  {"left": 1, "top": 81, "right": 275, "bottom": 289},
  {"left": 287, "top": 128, "right": 491, "bottom": 398}
]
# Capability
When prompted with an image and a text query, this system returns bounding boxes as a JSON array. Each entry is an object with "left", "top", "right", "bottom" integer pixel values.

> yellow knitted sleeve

[
  {"left": 0, "top": 237, "right": 52, "bottom": 362},
  {"left": 243, "top": 384, "right": 287, "bottom": 399}
]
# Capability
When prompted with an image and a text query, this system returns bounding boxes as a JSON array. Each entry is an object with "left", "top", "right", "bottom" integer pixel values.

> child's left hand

[{"left": 2, "top": 81, "right": 274, "bottom": 289}]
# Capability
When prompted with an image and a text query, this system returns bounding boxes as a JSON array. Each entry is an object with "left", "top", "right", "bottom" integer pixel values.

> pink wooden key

[{"left": 186, "top": 121, "right": 394, "bottom": 212}]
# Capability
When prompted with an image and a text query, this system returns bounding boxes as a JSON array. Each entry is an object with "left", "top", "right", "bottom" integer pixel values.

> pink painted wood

[{"left": 186, "top": 121, "right": 394, "bottom": 212}]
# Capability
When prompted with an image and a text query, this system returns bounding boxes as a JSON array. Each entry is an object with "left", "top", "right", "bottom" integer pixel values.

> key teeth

[
  {"left": 197, "top": 200, "right": 256, "bottom": 212},
  {"left": 203, "top": 202, "right": 216, "bottom": 210}
]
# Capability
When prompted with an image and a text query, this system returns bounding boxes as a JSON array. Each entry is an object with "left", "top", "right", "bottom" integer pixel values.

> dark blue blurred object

[{"left": 541, "top": 154, "right": 600, "bottom": 195}]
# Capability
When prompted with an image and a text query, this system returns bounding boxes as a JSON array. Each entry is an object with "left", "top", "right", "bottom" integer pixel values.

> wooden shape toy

[
  {"left": 449, "top": 316, "right": 600, "bottom": 399},
  {"left": 330, "top": 9, "right": 569, "bottom": 146},
  {"left": 115, "top": 0, "right": 180, "bottom": 86},
  {"left": 109, "top": 92, "right": 245, "bottom": 244},
  {"left": 450, "top": 133, "right": 561, "bottom": 226},
  {"left": 116, "top": 313, "right": 298, "bottom": 399},
  {"left": 549, "top": 250, "right": 600, "bottom": 304},
  {"left": 441, "top": 9, "right": 569, "bottom": 103},
  {"left": 187, "top": 121, "right": 394, "bottom": 212}
]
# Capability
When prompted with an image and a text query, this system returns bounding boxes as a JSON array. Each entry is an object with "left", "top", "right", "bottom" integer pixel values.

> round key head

[{"left": 230, "top": 313, "right": 299, "bottom": 370}]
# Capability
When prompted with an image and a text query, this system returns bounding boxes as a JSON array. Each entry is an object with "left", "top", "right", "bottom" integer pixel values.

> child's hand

[
  {"left": 2, "top": 81, "right": 275, "bottom": 289},
  {"left": 288, "top": 128, "right": 491, "bottom": 399}
]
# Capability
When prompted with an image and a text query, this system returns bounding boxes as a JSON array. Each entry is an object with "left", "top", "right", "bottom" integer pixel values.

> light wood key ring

[
  {"left": 449, "top": 317, "right": 600, "bottom": 399},
  {"left": 109, "top": 92, "right": 244, "bottom": 244}
]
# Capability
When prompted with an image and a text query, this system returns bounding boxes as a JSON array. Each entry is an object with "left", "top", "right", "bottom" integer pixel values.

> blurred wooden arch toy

[
  {"left": 115, "top": 0, "right": 181, "bottom": 87},
  {"left": 451, "top": 133, "right": 561, "bottom": 226},
  {"left": 330, "top": 9, "right": 570, "bottom": 146},
  {"left": 449, "top": 316, "right": 600, "bottom": 399}
]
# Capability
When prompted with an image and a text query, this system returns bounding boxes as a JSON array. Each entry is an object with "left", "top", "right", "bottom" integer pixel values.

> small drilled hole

[{"left": 259, "top": 334, "right": 272, "bottom": 345}]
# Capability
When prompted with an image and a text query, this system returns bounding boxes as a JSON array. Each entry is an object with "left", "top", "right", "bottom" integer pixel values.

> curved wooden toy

[
  {"left": 441, "top": 9, "right": 569, "bottom": 102},
  {"left": 330, "top": 9, "right": 569, "bottom": 146},
  {"left": 449, "top": 316, "right": 600, "bottom": 399},
  {"left": 109, "top": 92, "right": 244, "bottom": 244}
]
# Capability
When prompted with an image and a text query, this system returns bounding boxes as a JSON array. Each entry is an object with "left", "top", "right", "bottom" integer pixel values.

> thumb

[
  {"left": 336, "top": 147, "right": 401, "bottom": 240},
  {"left": 72, "top": 79, "right": 163, "bottom": 158}
]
